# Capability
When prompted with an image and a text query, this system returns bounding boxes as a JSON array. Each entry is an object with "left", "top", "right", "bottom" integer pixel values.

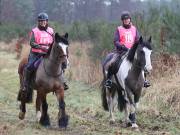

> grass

[{"left": 0, "top": 48, "right": 180, "bottom": 135}]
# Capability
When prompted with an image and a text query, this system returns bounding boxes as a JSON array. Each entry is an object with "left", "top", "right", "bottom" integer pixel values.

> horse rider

[
  {"left": 105, "top": 11, "right": 151, "bottom": 89},
  {"left": 22, "top": 12, "right": 69, "bottom": 101}
]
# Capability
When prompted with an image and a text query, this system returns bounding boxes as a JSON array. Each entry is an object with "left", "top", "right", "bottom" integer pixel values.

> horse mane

[
  {"left": 127, "top": 41, "right": 139, "bottom": 62},
  {"left": 43, "top": 33, "right": 69, "bottom": 59}
]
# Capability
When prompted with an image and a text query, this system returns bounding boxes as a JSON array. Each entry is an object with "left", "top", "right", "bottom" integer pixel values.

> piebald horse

[{"left": 101, "top": 36, "right": 152, "bottom": 129}]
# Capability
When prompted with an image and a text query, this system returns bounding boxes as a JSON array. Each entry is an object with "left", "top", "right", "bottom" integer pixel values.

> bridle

[{"left": 43, "top": 42, "right": 68, "bottom": 77}]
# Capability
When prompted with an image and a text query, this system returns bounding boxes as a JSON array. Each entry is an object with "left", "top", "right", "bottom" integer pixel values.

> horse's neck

[
  {"left": 45, "top": 50, "right": 62, "bottom": 74},
  {"left": 131, "top": 59, "right": 143, "bottom": 78}
]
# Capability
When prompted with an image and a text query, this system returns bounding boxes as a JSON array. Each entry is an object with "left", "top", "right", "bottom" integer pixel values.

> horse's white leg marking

[
  {"left": 130, "top": 104, "right": 135, "bottom": 113},
  {"left": 135, "top": 102, "right": 139, "bottom": 109},
  {"left": 106, "top": 88, "right": 115, "bottom": 123},
  {"left": 36, "top": 111, "right": 41, "bottom": 122},
  {"left": 143, "top": 47, "right": 152, "bottom": 71},
  {"left": 112, "top": 92, "right": 118, "bottom": 112},
  {"left": 124, "top": 103, "right": 130, "bottom": 124},
  {"left": 132, "top": 123, "right": 139, "bottom": 128}
]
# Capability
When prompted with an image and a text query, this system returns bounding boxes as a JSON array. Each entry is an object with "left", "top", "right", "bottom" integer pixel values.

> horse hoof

[
  {"left": 40, "top": 114, "right": 51, "bottom": 127},
  {"left": 131, "top": 123, "right": 139, "bottom": 129},
  {"left": 59, "top": 115, "right": 69, "bottom": 128},
  {"left": 19, "top": 111, "right": 25, "bottom": 120},
  {"left": 109, "top": 119, "right": 115, "bottom": 124},
  {"left": 122, "top": 122, "right": 131, "bottom": 128}
]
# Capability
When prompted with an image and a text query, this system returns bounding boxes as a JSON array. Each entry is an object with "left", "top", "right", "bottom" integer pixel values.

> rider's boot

[
  {"left": 64, "top": 82, "right": 69, "bottom": 90},
  {"left": 22, "top": 69, "right": 33, "bottom": 103},
  {"left": 105, "top": 69, "right": 113, "bottom": 89},
  {"left": 144, "top": 80, "right": 151, "bottom": 88}
]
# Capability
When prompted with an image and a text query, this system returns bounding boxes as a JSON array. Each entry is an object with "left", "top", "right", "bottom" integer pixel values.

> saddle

[
  {"left": 108, "top": 50, "right": 128, "bottom": 75},
  {"left": 24, "top": 57, "right": 43, "bottom": 89}
]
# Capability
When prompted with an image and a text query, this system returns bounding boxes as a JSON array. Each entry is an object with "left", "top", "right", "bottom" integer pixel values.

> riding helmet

[
  {"left": 121, "top": 11, "right": 131, "bottom": 20},
  {"left": 38, "top": 12, "right": 48, "bottom": 21}
]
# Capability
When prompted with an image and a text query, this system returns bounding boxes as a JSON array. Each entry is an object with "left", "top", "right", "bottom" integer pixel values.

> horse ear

[
  {"left": 139, "top": 36, "right": 143, "bottom": 43},
  {"left": 64, "top": 33, "right": 68, "bottom": 39},
  {"left": 55, "top": 33, "right": 60, "bottom": 42},
  {"left": 148, "top": 36, "right": 152, "bottom": 43}
]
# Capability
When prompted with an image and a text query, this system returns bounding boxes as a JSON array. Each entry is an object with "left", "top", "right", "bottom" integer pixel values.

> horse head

[
  {"left": 127, "top": 36, "right": 152, "bottom": 73},
  {"left": 52, "top": 32, "right": 69, "bottom": 59},
  {"left": 136, "top": 36, "right": 153, "bottom": 73}
]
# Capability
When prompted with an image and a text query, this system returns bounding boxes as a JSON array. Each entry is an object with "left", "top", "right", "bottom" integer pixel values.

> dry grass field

[{"left": 0, "top": 41, "right": 179, "bottom": 135}]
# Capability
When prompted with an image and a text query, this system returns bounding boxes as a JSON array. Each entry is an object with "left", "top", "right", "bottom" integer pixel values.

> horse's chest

[
  {"left": 36, "top": 77, "right": 62, "bottom": 90},
  {"left": 117, "top": 59, "right": 132, "bottom": 89},
  {"left": 124, "top": 70, "right": 144, "bottom": 92}
]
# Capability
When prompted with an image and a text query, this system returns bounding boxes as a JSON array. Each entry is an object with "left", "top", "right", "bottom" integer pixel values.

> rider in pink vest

[
  {"left": 22, "top": 13, "right": 69, "bottom": 102},
  {"left": 105, "top": 11, "right": 150, "bottom": 88},
  {"left": 114, "top": 11, "right": 139, "bottom": 52}
]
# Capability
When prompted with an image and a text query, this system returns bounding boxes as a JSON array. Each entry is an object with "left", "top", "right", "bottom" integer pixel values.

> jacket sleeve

[
  {"left": 113, "top": 28, "right": 128, "bottom": 51},
  {"left": 29, "top": 31, "right": 41, "bottom": 49}
]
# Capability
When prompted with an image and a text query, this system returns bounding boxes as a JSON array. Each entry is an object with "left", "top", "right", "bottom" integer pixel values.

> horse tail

[
  {"left": 18, "top": 57, "right": 28, "bottom": 75},
  {"left": 100, "top": 79, "right": 109, "bottom": 111},
  {"left": 114, "top": 75, "right": 127, "bottom": 112}
]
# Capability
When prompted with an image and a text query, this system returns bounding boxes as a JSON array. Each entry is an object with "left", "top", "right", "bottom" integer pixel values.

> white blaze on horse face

[
  {"left": 143, "top": 47, "right": 152, "bottom": 72},
  {"left": 59, "top": 42, "right": 67, "bottom": 55},
  {"left": 117, "top": 58, "right": 132, "bottom": 89},
  {"left": 66, "top": 57, "right": 70, "bottom": 68}
]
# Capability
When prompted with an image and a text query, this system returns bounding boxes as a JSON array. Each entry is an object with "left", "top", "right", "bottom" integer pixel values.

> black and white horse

[{"left": 101, "top": 36, "right": 152, "bottom": 129}]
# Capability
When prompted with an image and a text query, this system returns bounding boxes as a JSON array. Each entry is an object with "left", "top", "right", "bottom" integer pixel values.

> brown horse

[{"left": 17, "top": 33, "right": 69, "bottom": 128}]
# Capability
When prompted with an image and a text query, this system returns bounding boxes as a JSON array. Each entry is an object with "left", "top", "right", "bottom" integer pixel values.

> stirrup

[
  {"left": 105, "top": 79, "right": 112, "bottom": 89},
  {"left": 144, "top": 80, "right": 151, "bottom": 88},
  {"left": 64, "top": 83, "right": 69, "bottom": 90}
]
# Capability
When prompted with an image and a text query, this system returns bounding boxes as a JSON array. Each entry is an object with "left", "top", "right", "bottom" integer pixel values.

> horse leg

[
  {"left": 39, "top": 93, "right": 50, "bottom": 127},
  {"left": 56, "top": 88, "right": 69, "bottom": 128},
  {"left": 123, "top": 87, "right": 135, "bottom": 127},
  {"left": 124, "top": 103, "right": 131, "bottom": 127},
  {"left": 129, "top": 104, "right": 138, "bottom": 129},
  {"left": 36, "top": 91, "right": 42, "bottom": 122},
  {"left": 126, "top": 87, "right": 139, "bottom": 129},
  {"left": 18, "top": 72, "right": 27, "bottom": 120},
  {"left": 106, "top": 88, "right": 115, "bottom": 124},
  {"left": 112, "top": 92, "right": 118, "bottom": 112},
  {"left": 19, "top": 101, "right": 26, "bottom": 120},
  {"left": 134, "top": 93, "right": 141, "bottom": 109},
  {"left": 17, "top": 74, "right": 24, "bottom": 101}
]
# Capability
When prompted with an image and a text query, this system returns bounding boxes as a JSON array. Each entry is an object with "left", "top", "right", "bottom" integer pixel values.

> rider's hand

[
  {"left": 116, "top": 45, "right": 128, "bottom": 51},
  {"left": 121, "top": 45, "right": 128, "bottom": 51},
  {"left": 39, "top": 46, "right": 49, "bottom": 52}
]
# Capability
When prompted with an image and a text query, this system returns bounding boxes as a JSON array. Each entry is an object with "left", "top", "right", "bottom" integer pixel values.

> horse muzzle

[{"left": 144, "top": 65, "right": 152, "bottom": 73}]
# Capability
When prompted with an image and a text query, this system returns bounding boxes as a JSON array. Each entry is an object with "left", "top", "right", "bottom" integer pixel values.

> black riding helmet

[
  {"left": 38, "top": 12, "right": 48, "bottom": 21},
  {"left": 121, "top": 11, "right": 131, "bottom": 20}
]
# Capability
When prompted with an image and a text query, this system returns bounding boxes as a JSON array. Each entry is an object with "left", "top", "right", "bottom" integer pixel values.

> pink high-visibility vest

[
  {"left": 117, "top": 25, "right": 136, "bottom": 49},
  {"left": 31, "top": 27, "right": 54, "bottom": 53}
]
